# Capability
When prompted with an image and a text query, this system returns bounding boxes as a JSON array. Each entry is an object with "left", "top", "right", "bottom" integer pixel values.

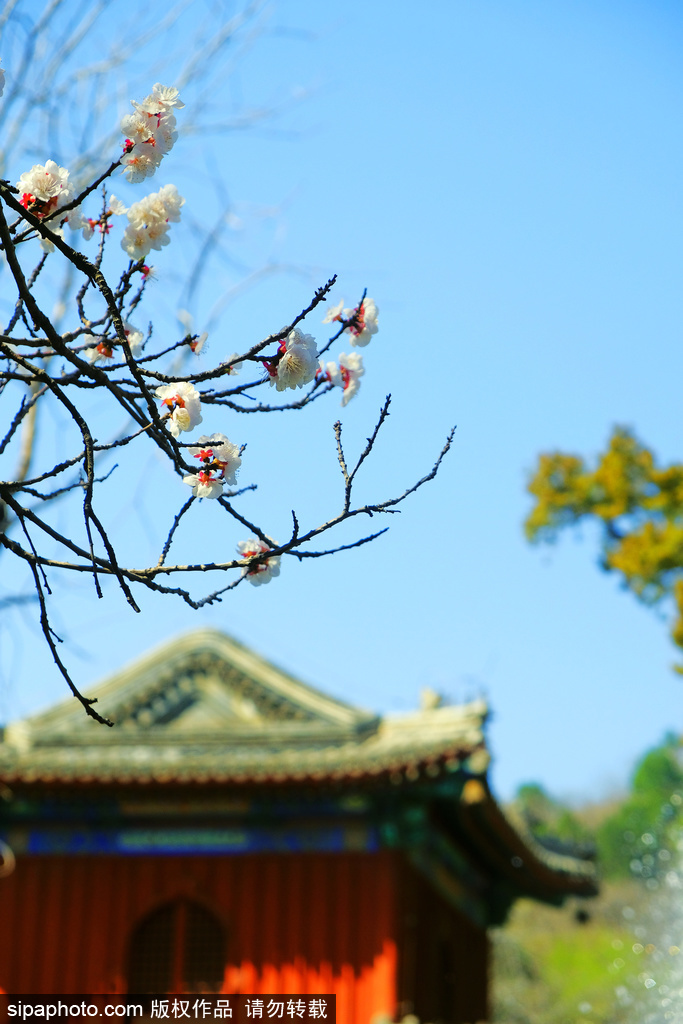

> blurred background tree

[
  {"left": 526, "top": 427, "right": 683, "bottom": 665},
  {"left": 594, "top": 733, "right": 683, "bottom": 879},
  {"left": 513, "top": 782, "right": 593, "bottom": 847},
  {"left": 493, "top": 735, "right": 683, "bottom": 1023}
]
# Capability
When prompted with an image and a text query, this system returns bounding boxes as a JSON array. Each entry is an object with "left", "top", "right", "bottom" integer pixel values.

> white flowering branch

[{"left": 0, "top": 71, "right": 455, "bottom": 725}]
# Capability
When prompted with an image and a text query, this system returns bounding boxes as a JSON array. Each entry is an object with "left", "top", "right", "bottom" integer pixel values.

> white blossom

[
  {"left": 83, "top": 322, "right": 142, "bottom": 363},
  {"left": 121, "top": 110, "right": 174, "bottom": 155},
  {"left": 190, "top": 332, "right": 208, "bottom": 355},
  {"left": 175, "top": 311, "right": 208, "bottom": 354},
  {"left": 121, "top": 184, "right": 184, "bottom": 260},
  {"left": 188, "top": 434, "right": 241, "bottom": 486},
  {"left": 16, "top": 161, "right": 75, "bottom": 219},
  {"left": 155, "top": 381, "right": 202, "bottom": 437},
  {"left": 39, "top": 224, "right": 64, "bottom": 254},
  {"left": 343, "top": 297, "right": 379, "bottom": 347},
  {"left": 121, "top": 320, "right": 144, "bottom": 356},
  {"left": 148, "top": 83, "right": 184, "bottom": 111},
  {"left": 183, "top": 470, "right": 223, "bottom": 499},
  {"left": 220, "top": 352, "right": 243, "bottom": 373},
  {"left": 83, "top": 335, "right": 114, "bottom": 364},
  {"left": 85, "top": 347, "right": 107, "bottom": 364},
  {"left": 237, "top": 539, "right": 281, "bottom": 586},
  {"left": 267, "top": 328, "right": 318, "bottom": 392},
  {"left": 120, "top": 147, "right": 161, "bottom": 184},
  {"left": 322, "top": 300, "right": 344, "bottom": 324},
  {"left": 81, "top": 195, "right": 127, "bottom": 242},
  {"left": 323, "top": 351, "right": 365, "bottom": 406},
  {"left": 121, "top": 84, "right": 183, "bottom": 182}
]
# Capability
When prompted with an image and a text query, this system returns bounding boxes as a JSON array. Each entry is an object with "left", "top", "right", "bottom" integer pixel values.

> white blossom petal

[
  {"left": 342, "top": 298, "right": 379, "bottom": 347},
  {"left": 237, "top": 539, "right": 281, "bottom": 585},
  {"left": 156, "top": 381, "right": 202, "bottom": 435},
  {"left": 323, "top": 299, "right": 344, "bottom": 324},
  {"left": 269, "top": 329, "right": 318, "bottom": 391}
]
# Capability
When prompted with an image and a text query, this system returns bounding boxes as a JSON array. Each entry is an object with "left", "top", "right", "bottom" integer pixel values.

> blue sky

[{"left": 2, "top": 0, "right": 683, "bottom": 804}]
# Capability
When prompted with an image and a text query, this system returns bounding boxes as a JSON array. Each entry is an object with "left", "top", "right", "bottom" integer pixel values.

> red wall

[
  {"left": 0, "top": 851, "right": 398, "bottom": 1023},
  {"left": 397, "top": 860, "right": 489, "bottom": 1024}
]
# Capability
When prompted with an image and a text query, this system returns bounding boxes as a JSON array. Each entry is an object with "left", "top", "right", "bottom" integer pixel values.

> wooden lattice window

[{"left": 128, "top": 899, "right": 225, "bottom": 993}]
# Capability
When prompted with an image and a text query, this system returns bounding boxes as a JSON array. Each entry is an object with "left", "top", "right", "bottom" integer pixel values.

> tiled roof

[
  {"left": 0, "top": 629, "right": 598, "bottom": 902},
  {"left": 0, "top": 629, "right": 489, "bottom": 785}
]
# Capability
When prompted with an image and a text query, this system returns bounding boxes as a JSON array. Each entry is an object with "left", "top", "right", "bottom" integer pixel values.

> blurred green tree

[
  {"left": 514, "top": 782, "right": 591, "bottom": 845},
  {"left": 595, "top": 734, "right": 683, "bottom": 878}
]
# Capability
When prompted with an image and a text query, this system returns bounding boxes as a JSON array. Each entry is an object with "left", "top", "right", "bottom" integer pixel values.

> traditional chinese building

[{"left": 0, "top": 629, "right": 596, "bottom": 1023}]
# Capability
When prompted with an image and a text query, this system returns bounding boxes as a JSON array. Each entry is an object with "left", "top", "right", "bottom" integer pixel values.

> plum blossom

[
  {"left": 83, "top": 334, "right": 113, "bottom": 364},
  {"left": 0, "top": 66, "right": 5, "bottom": 98},
  {"left": 322, "top": 300, "right": 344, "bottom": 324},
  {"left": 265, "top": 328, "right": 318, "bottom": 392},
  {"left": 83, "top": 321, "right": 143, "bottom": 364},
  {"left": 190, "top": 332, "right": 208, "bottom": 354},
  {"left": 237, "top": 539, "right": 281, "bottom": 586},
  {"left": 16, "top": 161, "right": 75, "bottom": 220},
  {"left": 121, "top": 320, "right": 144, "bottom": 356},
  {"left": 182, "top": 470, "right": 224, "bottom": 499},
  {"left": 148, "top": 84, "right": 184, "bottom": 110},
  {"left": 85, "top": 345, "right": 112, "bottom": 365},
  {"left": 176, "top": 308, "right": 193, "bottom": 331},
  {"left": 121, "top": 83, "right": 184, "bottom": 183},
  {"left": 343, "top": 297, "right": 378, "bottom": 347},
  {"left": 121, "top": 184, "right": 184, "bottom": 260},
  {"left": 15, "top": 161, "right": 87, "bottom": 252},
  {"left": 109, "top": 196, "right": 127, "bottom": 215},
  {"left": 322, "top": 297, "right": 378, "bottom": 345},
  {"left": 220, "top": 352, "right": 243, "bottom": 374},
  {"left": 155, "top": 381, "right": 202, "bottom": 436},
  {"left": 176, "top": 310, "right": 208, "bottom": 354},
  {"left": 38, "top": 224, "right": 65, "bottom": 254},
  {"left": 188, "top": 434, "right": 242, "bottom": 487},
  {"left": 320, "top": 351, "right": 365, "bottom": 406},
  {"left": 82, "top": 195, "right": 127, "bottom": 241}
]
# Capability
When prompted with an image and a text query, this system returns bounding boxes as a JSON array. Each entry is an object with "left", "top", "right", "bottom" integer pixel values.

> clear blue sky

[{"left": 2, "top": 0, "right": 683, "bottom": 804}]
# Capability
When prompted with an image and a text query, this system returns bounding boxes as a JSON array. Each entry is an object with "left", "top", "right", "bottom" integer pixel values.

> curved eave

[{"left": 450, "top": 781, "right": 598, "bottom": 902}]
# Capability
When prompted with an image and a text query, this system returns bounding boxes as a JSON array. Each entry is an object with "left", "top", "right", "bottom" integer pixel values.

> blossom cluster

[
  {"left": 14, "top": 160, "right": 88, "bottom": 252},
  {"left": 121, "top": 83, "right": 184, "bottom": 183},
  {"left": 121, "top": 184, "right": 184, "bottom": 260},
  {"left": 84, "top": 321, "right": 144, "bottom": 364},
  {"left": 5, "top": 68, "right": 384, "bottom": 595},
  {"left": 10, "top": 79, "right": 184, "bottom": 262},
  {"left": 183, "top": 434, "right": 242, "bottom": 498},
  {"left": 323, "top": 297, "right": 379, "bottom": 347},
  {"left": 145, "top": 296, "right": 378, "bottom": 594},
  {"left": 317, "top": 296, "right": 379, "bottom": 405}
]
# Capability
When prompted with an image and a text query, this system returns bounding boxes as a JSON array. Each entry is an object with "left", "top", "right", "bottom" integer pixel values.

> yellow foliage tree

[{"left": 525, "top": 428, "right": 683, "bottom": 660}]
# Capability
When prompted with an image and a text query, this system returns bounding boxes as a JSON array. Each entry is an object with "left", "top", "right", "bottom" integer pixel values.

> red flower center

[{"left": 162, "top": 394, "right": 185, "bottom": 410}]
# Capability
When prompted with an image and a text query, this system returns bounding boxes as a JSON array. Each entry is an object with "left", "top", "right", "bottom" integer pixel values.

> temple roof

[
  {"left": 0, "top": 628, "right": 490, "bottom": 785},
  {"left": 0, "top": 629, "right": 598, "bottom": 907}
]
